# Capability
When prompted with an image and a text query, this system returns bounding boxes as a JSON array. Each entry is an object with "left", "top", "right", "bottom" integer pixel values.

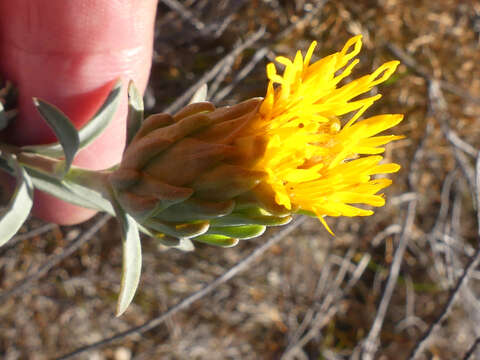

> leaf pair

[
  {"left": 23, "top": 80, "right": 122, "bottom": 177},
  {"left": 0, "top": 80, "right": 122, "bottom": 247},
  {"left": 0, "top": 79, "right": 135, "bottom": 316}
]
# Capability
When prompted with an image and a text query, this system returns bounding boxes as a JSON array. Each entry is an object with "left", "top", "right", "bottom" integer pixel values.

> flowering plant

[{"left": 0, "top": 36, "right": 403, "bottom": 315}]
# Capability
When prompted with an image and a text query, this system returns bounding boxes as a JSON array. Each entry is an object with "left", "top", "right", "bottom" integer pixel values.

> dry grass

[{"left": 1, "top": 0, "right": 480, "bottom": 359}]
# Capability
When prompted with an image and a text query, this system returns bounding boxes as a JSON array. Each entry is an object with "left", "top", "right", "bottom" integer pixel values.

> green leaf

[
  {"left": 126, "top": 80, "right": 144, "bottom": 146},
  {"left": 77, "top": 79, "right": 122, "bottom": 149},
  {"left": 112, "top": 198, "right": 142, "bottom": 317},
  {"left": 206, "top": 224, "right": 266, "bottom": 239},
  {"left": 210, "top": 213, "right": 292, "bottom": 227},
  {"left": 32, "top": 98, "right": 80, "bottom": 175},
  {"left": 25, "top": 167, "right": 111, "bottom": 212},
  {"left": 0, "top": 155, "right": 33, "bottom": 246},
  {"left": 154, "top": 198, "right": 235, "bottom": 222},
  {"left": 137, "top": 221, "right": 195, "bottom": 251},
  {"left": 144, "top": 219, "right": 209, "bottom": 239},
  {"left": 63, "top": 180, "right": 114, "bottom": 214},
  {"left": 22, "top": 80, "right": 122, "bottom": 157},
  {"left": 155, "top": 234, "right": 180, "bottom": 247},
  {"left": 295, "top": 209, "right": 317, "bottom": 217},
  {"left": 193, "top": 234, "right": 239, "bottom": 247}
]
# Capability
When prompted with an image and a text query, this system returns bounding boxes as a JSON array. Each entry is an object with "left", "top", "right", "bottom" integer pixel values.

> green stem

[
  {"left": 0, "top": 143, "right": 60, "bottom": 175},
  {"left": 0, "top": 143, "right": 115, "bottom": 207},
  {"left": 64, "top": 167, "right": 112, "bottom": 198}
]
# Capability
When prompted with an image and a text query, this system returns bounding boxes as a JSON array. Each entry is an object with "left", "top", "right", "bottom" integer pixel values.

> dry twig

[
  {"left": 408, "top": 246, "right": 480, "bottom": 359},
  {"left": 359, "top": 199, "right": 417, "bottom": 360},
  {"left": 462, "top": 337, "right": 480, "bottom": 360},
  {"left": 0, "top": 223, "right": 57, "bottom": 256},
  {"left": 56, "top": 217, "right": 307, "bottom": 360},
  {"left": 0, "top": 214, "right": 110, "bottom": 303},
  {"left": 163, "top": 27, "right": 266, "bottom": 114}
]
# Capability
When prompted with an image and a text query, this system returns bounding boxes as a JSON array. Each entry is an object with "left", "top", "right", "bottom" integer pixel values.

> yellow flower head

[{"left": 239, "top": 35, "right": 404, "bottom": 233}]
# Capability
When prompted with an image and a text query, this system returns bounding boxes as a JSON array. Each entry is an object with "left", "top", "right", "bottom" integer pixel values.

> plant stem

[
  {"left": 0, "top": 143, "right": 60, "bottom": 175},
  {"left": 64, "top": 167, "right": 112, "bottom": 197},
  {"left": 0, "top": 142, "right": 114, "bottom": 202}
]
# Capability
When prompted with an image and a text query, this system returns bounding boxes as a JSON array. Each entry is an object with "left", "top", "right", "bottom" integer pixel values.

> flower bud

[
  {"left": 111, "top": 35, "right": 404, "bottom": 244},
  {"left": 110, "top": 98, "right": 289, "bottom": 246}
]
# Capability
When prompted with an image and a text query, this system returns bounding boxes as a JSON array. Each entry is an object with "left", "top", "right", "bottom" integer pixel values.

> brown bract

[{"left": 110, "top": 98, "right": 266, "bottom": 224}]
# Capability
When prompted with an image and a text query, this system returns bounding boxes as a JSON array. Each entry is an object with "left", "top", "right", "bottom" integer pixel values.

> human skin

[{"left": 0, "top": 0, "right": 158, "bottom": 224}]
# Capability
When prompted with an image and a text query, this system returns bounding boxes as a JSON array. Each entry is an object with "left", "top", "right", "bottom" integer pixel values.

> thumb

[{"left": 0, "top": 0, "right": 157, "bottom": 224}]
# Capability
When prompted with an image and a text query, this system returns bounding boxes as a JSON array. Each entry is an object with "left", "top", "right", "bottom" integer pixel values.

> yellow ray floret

[{"left": 242, "top": 35, "right": 404, "bottom": 232}]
